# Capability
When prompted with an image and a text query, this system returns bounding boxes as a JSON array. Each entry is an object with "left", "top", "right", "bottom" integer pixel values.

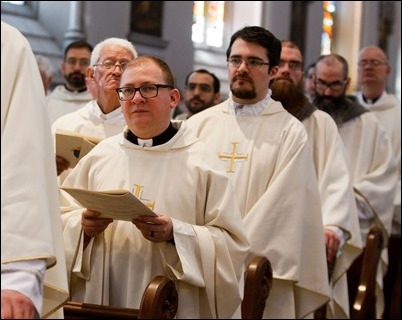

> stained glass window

[
  {"left": 192, "top": 1, "right": 225, "bottom": 48},
  {"left": 322, "top": 1, "right": 336, "bottom": 54}
]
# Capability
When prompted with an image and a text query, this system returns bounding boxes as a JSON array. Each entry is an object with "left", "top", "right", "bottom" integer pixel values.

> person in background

[
  {"left": 314, "top": 53, "right": 398, "bottom": 319},
  {"left": 272, "top": 41, "right": 362, "bottom": 319},
  {"left": 304, "top": 62, "right": 316, "bottom": 102},
  {"left": 46, "top": 40, "right": 93, "bottom": 124},
  {"left": 35, "top": 54, "right": 54, "bottom": 95},
  {"left": 60, "top": 55, "right": 249, "bottom": 318},
  {"left": 355, "top": 45, "right": 401, "bottom": 319},
  {"left": 1, "top": 21, "right": 69, "bottom": 319},
  {"left": 175, "top": 69, "right": 221, "bottom": 119},
  {"left": 52, "top": 37, "right": 138, "bottom": 178},
  {"left": 187, "top": 26, "right": 330, "bottom": 318}
]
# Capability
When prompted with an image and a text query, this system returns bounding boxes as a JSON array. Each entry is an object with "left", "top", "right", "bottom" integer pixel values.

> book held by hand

[
  {"left": 61, "top": 187, "right": 156, "bottom": 221},
  {"left": 55, "top": 129, "right": 102, "bottom": 168}
]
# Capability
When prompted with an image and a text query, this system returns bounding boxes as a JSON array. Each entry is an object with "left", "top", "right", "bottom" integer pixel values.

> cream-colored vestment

[
  {"left": 1, "top": 21, "right": 69, "bottom": 318},
  {"left": 302, "top": 109, "right": 363, "bottom": 318},
  {"left": 60, "top": 122, "right": 250, "bottom": 319},
  {"left": 187, "top": 97, "right": 330, "bottom": 318},
  {"left": 46, "top": 85, "right": 93, "bottom": 124},
  {"left": 337, "top": 110, "right": 398, "bottom": 318}
]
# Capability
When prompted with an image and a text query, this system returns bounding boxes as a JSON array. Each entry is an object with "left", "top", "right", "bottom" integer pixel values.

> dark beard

[
  {"left": 314, "top": 94, "right": 368, "bottom": 127},
  {"left": 65, "top": 72, "right": 86, "bottom": 89},
  {"left": 231, "top": 87, "right": 257, "bottom": 99}
]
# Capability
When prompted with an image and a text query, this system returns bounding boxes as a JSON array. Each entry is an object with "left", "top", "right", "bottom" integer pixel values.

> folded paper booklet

[
  {"left": 61, "top": 187, "right": 156, "bottom": 221},
  {"left": 55, "top": 129, "right": 102, "bottom": 168}
]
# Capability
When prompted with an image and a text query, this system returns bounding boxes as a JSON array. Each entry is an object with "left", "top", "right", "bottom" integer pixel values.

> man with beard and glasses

[
  {"left": 46, "top": 40, "right": 93, "bottom": 124},
  {"left": 175, "top": 69, "right": 221, "bottom": 119},
  {"left": 187, "top": 26, "right": 330, "bottom": 318},
  {"left": 314, "top": 53, "right": 398, "bottom": 319},
  {"left": 271, "top": 40, "right": 362, "bottom": 319},
  {"left": 52, "top": 37, "right": 138, "bottom": 180}
]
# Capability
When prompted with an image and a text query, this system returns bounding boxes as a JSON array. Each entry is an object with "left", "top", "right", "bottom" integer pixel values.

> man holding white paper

[{"left": 60, "top": 55, "right": 250, "bottom": 319}]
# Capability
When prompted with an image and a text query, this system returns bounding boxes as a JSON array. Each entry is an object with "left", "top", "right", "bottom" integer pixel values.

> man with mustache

[
  {"left": 314, "top": 53, "right": 398, "bottom": 319},
  {"left": 187, "top": 26, "right": 330, "bottom": 318},
  {"left": 46, "top": 40, "right": 94, "bottom": 124},
  {"left": 272, "top": 41, "right": 362, "bottom": 319},
  {"left": 176, "top": 69, "right": 221, "bottom": 119}
]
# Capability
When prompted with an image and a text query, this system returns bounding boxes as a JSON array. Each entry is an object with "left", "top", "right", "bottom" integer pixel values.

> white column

[{"left": 63, "top": 1, "right": 85, "bottom": 50}]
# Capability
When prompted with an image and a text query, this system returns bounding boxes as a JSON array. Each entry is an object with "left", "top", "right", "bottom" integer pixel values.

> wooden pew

[
  {"left": 63, "top": 256, "right": 273, "bottom": 319},
  {"left": 241, "top": 255, "right": 273, "bottom": 319},
  {"left": 348, "top": 226, "right": 384, "bottom": 319},
  {"left": 63, "top": 275, "right": 178, "bottom": 319}
]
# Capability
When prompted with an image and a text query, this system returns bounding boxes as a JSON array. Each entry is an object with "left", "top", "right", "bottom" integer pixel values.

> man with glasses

[
  {"left": 60, "top": 55, "right": 249, "bottom": 318},
  {"left": 314, "top": 53, "right": 398, "bottom": 319},
  {"left": 52, "top": 37, "right": 137, "bottom": 179},
  {"left": 175, "top": 69, "right": 221, "bottom": 119},
  {"left": 187, "top": 26, "right": 330, "bottom": 318},
  {"left": 273, "top": 41, "right": 362, "bottom": 319},
  {"left": 355, "top": 45, "right": 401, "bottom": 319},
  {"left": 46, "top": 40, "right": 94, "bottom": 124}
]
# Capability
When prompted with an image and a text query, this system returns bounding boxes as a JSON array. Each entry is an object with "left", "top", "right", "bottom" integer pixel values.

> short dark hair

[
  {"left": 226, "top": 26, "right": 282, "bottom": 70},
  {"left": 185, "top": 69, "right": 220, "bottom": 93},
  {"left": 64, "top": 40, "right": 93, "bottom": 59}
]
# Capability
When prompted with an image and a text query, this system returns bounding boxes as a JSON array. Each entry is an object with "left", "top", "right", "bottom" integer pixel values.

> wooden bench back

[
  {"left": 63, "top": 275, "right": 178, "bottom": 319},
  {"left": 241, "top": 255, "right": 273, "bottom": 319}
]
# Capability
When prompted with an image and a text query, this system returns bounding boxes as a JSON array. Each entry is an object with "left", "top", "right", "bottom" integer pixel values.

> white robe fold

[
  {"left": 337, "top": 111, "right": 398, "bottom": 318},
  {"left": 52, "top": 101, "right": 126, "bottom": 185},
  {"left": 60, "top": 122, "right": 250, "bottom": 319},
  {"left": 302, "top": 110, "right": 363, "bottom": 318},
  {"left": 357, "top": 91, "right": 401, "bottom": 236},
  {"left": 1, "top": 21, "right": 69, "bottom": 318},
  {"left": 187, "top": 98, "right": 330, "bottom": 318},
  {"left": 46, "top": 85, "right": 93, "bottom": 124}
]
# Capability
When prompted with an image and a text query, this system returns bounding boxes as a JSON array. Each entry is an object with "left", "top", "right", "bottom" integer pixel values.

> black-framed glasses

[
  {"left": 116, "top": 84, "right": 173, "bottom": 100},
  {"left": 93, "top": 60, "right": 131, "bottom": 71},
  {"left": 186, "top": 83, "right": 212, "bottom": 93},
  {"left": 227, "top": 57, "right": 270, "bottom": 69},
  {"left": 315, "top": 78, "right": 346, "bottom": 91},
  {"left": 358, "top": 59, "right": 388, "bottom": 67},
  {"left": 278, "top": 60, "right": 303, "bottom": 71}
]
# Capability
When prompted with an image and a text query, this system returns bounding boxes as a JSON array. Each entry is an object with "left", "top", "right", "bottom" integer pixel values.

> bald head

[{"left": 357, "top": 46, "right": 390, "bottom": 96}]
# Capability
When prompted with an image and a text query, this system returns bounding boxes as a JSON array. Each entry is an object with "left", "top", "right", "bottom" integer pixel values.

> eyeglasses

[
  {"left": 186, "top": 83, "right": 213, "bottom": 93},
  {"left": 227, "top": 57, "right": 270, "bottom": 69},
  {"left": 93, "top": 60, "right": 130, "bottom": 71},
  {"left": 66, "top": 58, "right": 90, "bottom": 68},
  {"left": 358, "top": 59, "right": 388, "bottom": 67},
  {"left": 315, "top": 78, "right": 346, "bottom": 91},
  {"left": 116, "top": 84, "right": 173, "bottom": 100},
  {"left": 278, "top": 60, "right": 302, "bottom": 71}
]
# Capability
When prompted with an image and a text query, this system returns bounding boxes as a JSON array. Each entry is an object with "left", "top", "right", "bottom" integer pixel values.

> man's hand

[
  {"left": 56, "top": 155, "right": 70, "bottom": 176},
  {"left": 1, "top": 290, "right": 37, "bottom": 319}
]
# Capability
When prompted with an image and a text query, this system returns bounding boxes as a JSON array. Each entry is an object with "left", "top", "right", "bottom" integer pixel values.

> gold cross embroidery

[
  {"left": 132, "top": 184, "right": 155, "bottom": 211},
  {"left": 218, "top": 142, "right": 248, "bottom": 173}
]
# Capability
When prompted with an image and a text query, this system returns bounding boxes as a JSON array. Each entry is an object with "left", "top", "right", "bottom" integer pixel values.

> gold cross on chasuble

[
  {"left": 132, "top": 184, "right": 155, "bottom": 210},
  {"left": 218, "top": 142, "right": 248, "bottom": 173}
]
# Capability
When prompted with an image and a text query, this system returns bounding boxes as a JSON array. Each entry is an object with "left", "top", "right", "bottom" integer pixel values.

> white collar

[{"left": 229, "top": 90, "right": 272, "bottom": 116}]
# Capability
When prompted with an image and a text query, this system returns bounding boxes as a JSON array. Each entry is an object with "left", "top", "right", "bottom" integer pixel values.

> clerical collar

[
  {"left": 127, "top": 122, "right": 178, "bottom": 147},
  {"left": 362, "top": 95, "right": 380, "bottom": 104},
  {"left": 64, "top": 84, "right": 88, "bottom": 93}
]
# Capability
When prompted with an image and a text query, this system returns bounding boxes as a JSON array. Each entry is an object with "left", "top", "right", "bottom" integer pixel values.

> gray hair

[
  {"left": 90, "top": 38, "right": 138, "bottom": 66},
  {"left": 36, "top": 55, "right": 54, "bottom": 78}
]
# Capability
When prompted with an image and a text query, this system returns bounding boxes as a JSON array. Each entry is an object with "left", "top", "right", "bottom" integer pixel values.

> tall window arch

[
  {"left": 321, "top": 1, "right": 336, "bottom": 54},
  {"left": 192, "top": 1, "right": 225, "bottom": 48}
]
